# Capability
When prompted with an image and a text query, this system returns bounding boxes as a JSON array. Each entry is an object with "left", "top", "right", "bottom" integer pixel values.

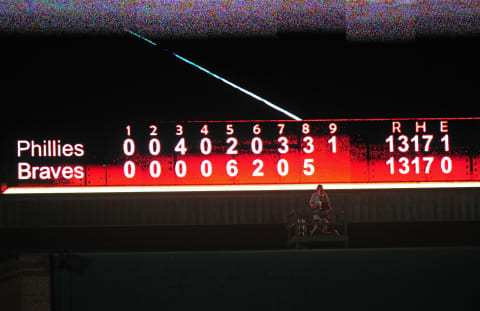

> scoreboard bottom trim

[{"left": 3, "top": 182, "right": 480, "bottom": 194}]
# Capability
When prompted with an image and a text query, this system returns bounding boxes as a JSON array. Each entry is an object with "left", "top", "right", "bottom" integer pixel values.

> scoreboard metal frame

[{"left": 3, "top": 117, "right": 480, "bottom": 194}]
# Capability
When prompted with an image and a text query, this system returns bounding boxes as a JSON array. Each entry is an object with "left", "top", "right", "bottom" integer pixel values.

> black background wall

[
  {"left": 2, "top": 189, "right": 480, "bottom": 251},
  {"left": 1, "top": 189, "right": 480, "bottom": 228},
  {"left": 51, "top": 247, "right": 480, "bottom": 311}
]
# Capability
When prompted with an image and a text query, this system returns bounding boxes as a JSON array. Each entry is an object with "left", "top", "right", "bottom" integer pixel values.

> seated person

[{"left": 309, "top": 184, "right": 331, "bottom": 236}]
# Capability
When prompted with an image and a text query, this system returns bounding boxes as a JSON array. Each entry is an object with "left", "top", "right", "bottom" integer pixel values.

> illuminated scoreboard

[{"left": 3, "top": 118, "right": 480, "bottom": 194}]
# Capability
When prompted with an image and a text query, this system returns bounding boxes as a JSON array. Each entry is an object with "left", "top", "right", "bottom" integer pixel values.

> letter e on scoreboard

[{"left": 440, "top": 121, "right": 448, "bottom": 133}]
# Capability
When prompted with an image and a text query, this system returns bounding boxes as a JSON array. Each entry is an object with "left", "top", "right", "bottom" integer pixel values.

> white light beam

[{"left": 124, "top": 28, "right": 302, "bottom": 121}]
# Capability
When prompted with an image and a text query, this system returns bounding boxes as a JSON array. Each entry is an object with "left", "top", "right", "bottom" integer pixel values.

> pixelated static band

[{"left": 124, "top": 28, "right": 303, "bottom": 121}]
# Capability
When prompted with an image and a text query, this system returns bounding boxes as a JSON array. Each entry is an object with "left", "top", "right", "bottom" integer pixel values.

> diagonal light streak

[{"left": 124, "top": 28, "right": 302, "bottom": 121}]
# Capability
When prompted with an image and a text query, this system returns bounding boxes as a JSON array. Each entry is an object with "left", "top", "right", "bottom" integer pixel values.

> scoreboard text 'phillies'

[{"left": 3, "top": 118, "right": 480, "bottom": 194}]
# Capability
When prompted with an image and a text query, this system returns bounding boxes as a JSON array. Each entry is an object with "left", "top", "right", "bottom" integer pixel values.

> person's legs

[
  {"left": 321, "top": 217, "right": 330, "bottom": 233},
  {"left": 321, "top": 222, "right": 328, "bottom": 233},
  {"left": 311, "top": 213, "right": 320, "bottom": 236}
]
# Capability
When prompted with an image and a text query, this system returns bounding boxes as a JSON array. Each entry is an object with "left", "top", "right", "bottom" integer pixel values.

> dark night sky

[{"left": 1, "top": 30, "right": 479, "bottom": 130}]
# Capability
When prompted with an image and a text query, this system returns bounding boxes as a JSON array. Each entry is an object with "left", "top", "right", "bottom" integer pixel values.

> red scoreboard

[{"left": 3, "top": 118, "right": 480, "bottom": 194}]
